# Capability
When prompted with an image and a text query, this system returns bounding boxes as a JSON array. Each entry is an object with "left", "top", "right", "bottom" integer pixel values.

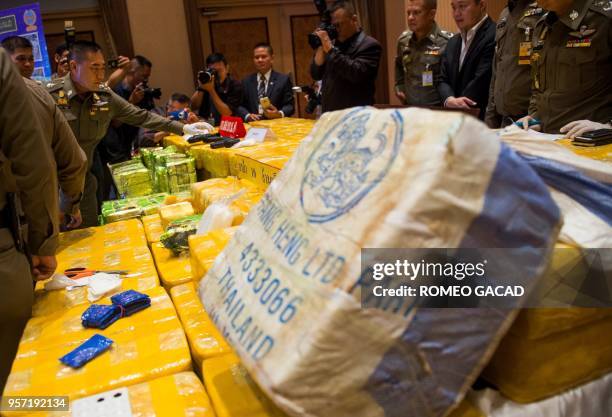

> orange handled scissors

[{"left": 64, "top": 267, "right": 129, "bottom": 279}]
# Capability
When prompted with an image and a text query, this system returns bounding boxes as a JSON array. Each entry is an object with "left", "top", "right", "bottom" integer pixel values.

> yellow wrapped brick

[
  {"left": 556, "top": 138, "right": 612, "bottom": 163},
  {"left": 29, "top": 372, "right": 215, "bottom": 417},
  {"left": 483, "top": 243, "right": 612, "bottom": 403},
  {"left": 151, "top": 242, "right": 193, "bottom": 288},
  {"left": 170, "top": 283, "right": 232, "bottom": 365},
  {"left": 34, "top": 245, "right": 159, "bottom": 317},
  {"left": 202, "top": 353, "right": 289, "bottom": 417},
  {"left": 56, "top": 218, "right": 148, "bottom": 254},
  {"left": 188, "top": 227, "right": 237, "bottom": 282},
  {"left": 4, "top": 287, "right": 192, "bottom": 406},
  {"left": 190, "top": 144, "right": 240, "bottom": 178},
  {"left": 162, "top": 134, "right": 193, "bottom": 153},
  {"left": 142, "top": 213, "right": 164, "bottom": 243},
  {"left": 447, "top": 398, "right": 485, "bottom": 417},
  {"left": 191, "top": 177, "right": 258, "bottom": 214},
  {"left": 159, "top": 201, "right": 195, "bottom": 229}
]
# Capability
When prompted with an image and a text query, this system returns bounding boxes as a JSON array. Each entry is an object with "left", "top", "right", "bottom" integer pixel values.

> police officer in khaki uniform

[
  {"left": 518, "top": 0, "right": 612, "bottom": 133},
  {"left": 24, "top": 77, "right": 87, "bottom": 229},
  {"left": 46, "top": 41, "right": 186, "bottom": 227},
  {"left": 395, "top": 0, "right": 452, "bottom": 106},
  {"left": 0, "top": 49, "right": 59, "bottom": 393},
  {"left": 485, "top": 0, "right": 546, "bottom": 127}
]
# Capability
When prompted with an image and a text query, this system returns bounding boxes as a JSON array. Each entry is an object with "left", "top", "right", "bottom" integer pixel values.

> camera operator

[
  {"left": 191, "top": 53, "right": 243, "bottom": 126},
  {"left": 310, "top": 0, "right": 382, "bottom": 113}
]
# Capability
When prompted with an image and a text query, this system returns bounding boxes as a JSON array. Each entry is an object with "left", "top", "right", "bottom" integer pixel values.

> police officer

[
  {"left": 518, "top": 0, "right": 612, "bottom": 133},
  {"left": 485, "top": 0, "right": 546, "bottom": 127},
  {"left": 0, "top": 49, "right": 59, "bottom": 393},
  {"left": 395, "top": 0, "right": 452, "bottom": 106},
  {"left": 23, "top": 77, "right": 87, "bottom": 229},
  {"left": 46, "top": 41, "right": 198, "bottom": 227}
]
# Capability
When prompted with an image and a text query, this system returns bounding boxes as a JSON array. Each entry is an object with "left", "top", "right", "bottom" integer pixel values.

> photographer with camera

[
  {"left": 191, "top": 53, "right": 243, "bottom": 126},
  {"left": 310, "top": 0, "right": 382, "bottom": 113}
]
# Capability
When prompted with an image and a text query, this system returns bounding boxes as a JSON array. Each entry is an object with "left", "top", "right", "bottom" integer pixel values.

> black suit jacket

[
  {"left": 438, "top": 17, "right": 496, "bottom": 120},
  {"left": 310, "top": 30, "right": 382, "bottom": 113},
  {"left": 237, "top": 70, "right": 295, "bottom": 120}
]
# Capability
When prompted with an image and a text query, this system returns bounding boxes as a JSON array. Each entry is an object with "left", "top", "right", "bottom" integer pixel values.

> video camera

[
  {"left": 292, "top": 85, "right": 321, "bottom": 114},
  {"left": 198, "top": 69, "right": 218, "bottom": 85},
  {"left": 140, "top": 80, "right": 161, "bottom": 110},
  {"left": 308, "top": 0, "right": 338, "bottom": 49}
]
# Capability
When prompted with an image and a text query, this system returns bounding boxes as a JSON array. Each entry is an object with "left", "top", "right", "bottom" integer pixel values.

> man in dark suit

[
  {"left": 237, "top": 43, "right": 295, "bottom": 122},
  {"left": 310, "top": 0, "right": 382, "bottom": 113},
  {"left": 438, "top": 0, "right": 496, "bottom": 119}
]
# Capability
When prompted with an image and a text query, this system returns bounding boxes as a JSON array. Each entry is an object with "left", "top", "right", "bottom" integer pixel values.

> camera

[
  {"left": 198, "top": 69, "right": 218, "bottom": 84},
  {"left": 140, "top": 80, "right": 161, "bottom": 110},
  {"left": 308, "top": 0, "right": 338, "bottom": 49},
  {"left": 292, "top": 85, "right": 321, "bottom": 114},
  {"left": 107, "top": 59, "right": 119, "bottom": 69}
]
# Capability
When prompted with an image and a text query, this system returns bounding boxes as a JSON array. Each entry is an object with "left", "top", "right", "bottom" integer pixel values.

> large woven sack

[{"left": 199, "top": 108, "right": 560, "bottom": 417}]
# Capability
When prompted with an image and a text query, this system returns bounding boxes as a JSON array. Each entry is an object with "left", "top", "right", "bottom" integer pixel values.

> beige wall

[{"left": 126, "top": 0, "right": 194, "bottom": 104}]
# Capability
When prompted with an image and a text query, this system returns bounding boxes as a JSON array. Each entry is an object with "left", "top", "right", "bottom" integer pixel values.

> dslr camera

[
  {"left": 308, "top": 0, "right": 338, "bottom": 49},
  {"left": 198, "top": 69, "right": 218, "bottom": 85},
  {"left": 140, "top": 80, "right": 161, "bottom": 110}
]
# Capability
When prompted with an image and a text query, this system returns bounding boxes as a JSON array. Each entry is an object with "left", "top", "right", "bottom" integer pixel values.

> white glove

[
  {"left": 560, "top": 120, "right": 610, "bottom": 138},
  {"left": 183, "top": 121, "right": 213, "bottom": 136}
]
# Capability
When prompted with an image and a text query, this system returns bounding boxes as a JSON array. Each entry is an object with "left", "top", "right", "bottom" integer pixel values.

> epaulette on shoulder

[
  {"left": 398, "top": 30, "right": 412, "bottom": 42},
  {"left": 440, "top": 30, "right": 454, "bottom": 39},
  {"left": 590, "top": 0, "right": 612, "bottom": 18},
  {"left": 45, "top": 80, "right": 64, "bottom": 93}
]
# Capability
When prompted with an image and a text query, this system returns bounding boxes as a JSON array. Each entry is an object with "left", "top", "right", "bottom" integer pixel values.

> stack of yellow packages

[
  {"left": 189, "top": 227, "right": 238, "bottom": 282},
  {"left": 159, "top": 201, "right": 195, "bottom": 229},
  {"left": 202, "top": 353, "right": 290, "bottom": 417},
  {"left": 4, "top": 287, "right": 191, "bottom": 407},
  {"left": 190, "top": 145, "right": 240, "bottom": 178},
  {"left": 33, "top": 220, "right": 159, "bottom": 317},
  {"left": 249, "top": 117, "right": 315, "bottom": 139},
  {"left": 483, "top": 243, "right": 612, "bottom": 403},
  {"left": 170, "top": 283, "right": 233, "bottom": 367},
  {"left": 162, "top": 134, "right": 195, "bottom": 154},
  {"left": 26, "top": 372, "right": 215, "bottom": 417},
  {"left": 191, "top": 177, "right": 263, "bottom": 219},
  {"left": 229, "top": 141, "right": 301, "bottom": 190}
]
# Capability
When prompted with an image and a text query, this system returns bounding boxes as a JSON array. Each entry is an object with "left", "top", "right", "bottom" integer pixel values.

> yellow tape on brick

[
  {"left": 159, "top": 202, "right": 195, "bottom": 229},
  {"left": 4, "top": 287, "right": 191, "bottom": 408},
  {"left": 170, "top": 283, "right": 233, "bottom": 366},
  {"left": 188, "top": 227, "right": 237, "bottom": 282},
  {"left": 151, "top": 242, "right": 193, "bottom": 288},
  {"left": 202, "top": 353, "right": 289, "bottom": 417},
  {"left": 27, "top": 372, "right": 215, "bottom": 417},
  {"left": 142, "top": 213, "right": 164, "bottom": 244}
]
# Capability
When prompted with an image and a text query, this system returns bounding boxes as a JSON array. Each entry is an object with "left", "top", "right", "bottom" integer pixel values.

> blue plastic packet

[
  {"left": 81, "top": 304, "right": 122, "bottom": 329},
  {"left": 111, "top": 290, "right": 151, "bottom": 317},
  {"left": 59, "top": 334, "right": 113, "bottom": 368},
  {"left": 168, "top": 110, "right": 188, "bottom": 121},
  {"left": 515, "top": 118, "right": 540, "bottom": 127}
]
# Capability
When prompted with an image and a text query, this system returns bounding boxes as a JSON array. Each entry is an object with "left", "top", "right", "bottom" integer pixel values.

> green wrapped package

[
  {"left": 166, "top": 157, "right": 196, "bottom": 193},
  {"left": 160, "top": 214, "right": 202, "bottom": 254},
  {"left": 155, "top": 165, "right": 169, "bottom": 193},
  {"left": 140, "top": 147, "right": 163, "bottom": 168},
  {"left": 110, "top": 160, "right": 153, "bottom": 198},
  {"left": 100, "top": 193, "right": 168, "bottom": 224}
]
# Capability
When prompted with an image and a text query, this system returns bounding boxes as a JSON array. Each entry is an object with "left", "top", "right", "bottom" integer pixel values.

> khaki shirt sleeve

[
  {"left": 484, "top": 61, "right": 500, "bottom": 128},
  {"left": 395, "top": 38, "right": 406, "bottom": 94},
  {"left": 53, "top": 102, "right": 87, "bottom": 208},
  {"left": 109, "top": 91, "right": 184, "bottom": 136},
  {"left": 0, "top": 50, "right": 58, "bottom": 255}
]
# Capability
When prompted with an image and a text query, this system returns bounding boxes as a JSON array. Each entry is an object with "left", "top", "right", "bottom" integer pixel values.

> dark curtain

[
  {"left": 184, "top": 0, "right": 205, "bottom": 84},
  {"left": 98, "top": 0, "right": 134, "bottom": 57}
]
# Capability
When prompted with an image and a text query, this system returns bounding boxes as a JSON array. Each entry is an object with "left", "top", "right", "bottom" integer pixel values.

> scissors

[{"left": 64, "top": 267, "right": 129, "bottom": 280}]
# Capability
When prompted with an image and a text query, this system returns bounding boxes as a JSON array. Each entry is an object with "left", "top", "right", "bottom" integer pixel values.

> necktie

[{"left": 258, "top": 75, "right": 266, "bottom": 98}]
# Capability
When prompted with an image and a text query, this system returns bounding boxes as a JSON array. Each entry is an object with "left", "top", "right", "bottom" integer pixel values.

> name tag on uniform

[
  {"left": 518, "top": 42, "right": 532, "bottom": 65},
  {"left": 422, "top": 70, "right": 433, "bottom": 87}
]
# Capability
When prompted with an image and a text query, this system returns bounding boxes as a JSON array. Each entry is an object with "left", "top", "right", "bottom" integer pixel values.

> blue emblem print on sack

[{"left": 300, "top": 108, "right": 403, "bottom": 223}]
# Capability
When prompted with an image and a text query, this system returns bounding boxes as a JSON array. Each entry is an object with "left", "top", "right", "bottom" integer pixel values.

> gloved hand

[
  {"left": 183, "top": 121, "right": 213, "bottom": 136},
  {"left": 516, "top": 115, "right": 541, "bottom": 131},
  {"left": 560, "top": 120, "right": 610, "bottom": 138}
]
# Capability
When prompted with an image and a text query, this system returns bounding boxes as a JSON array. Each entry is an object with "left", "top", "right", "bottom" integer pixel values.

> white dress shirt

[{"left": 459, "top": 14, "right": 488, "bottom": 70}]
